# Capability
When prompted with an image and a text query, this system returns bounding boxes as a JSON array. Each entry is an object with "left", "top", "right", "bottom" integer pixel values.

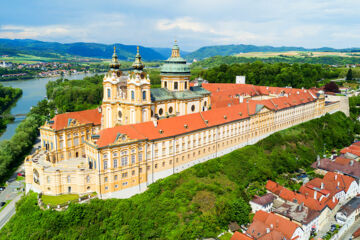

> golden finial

[
  {"left": 137, "top": 46, "right": 139, "bottom": 53},
  {"left": 114, "top": 45, "right": 116, "bottom": 53},
  {"left": 175, "top": 39, "right": 177, "bottom": 44}
]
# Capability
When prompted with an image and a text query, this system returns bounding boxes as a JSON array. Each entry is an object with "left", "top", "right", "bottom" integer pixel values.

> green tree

[{"left": 346, "top": 68, "right": 353, "bottom": 81}]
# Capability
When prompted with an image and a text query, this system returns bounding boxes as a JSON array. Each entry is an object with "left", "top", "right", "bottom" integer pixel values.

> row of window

[
  {"left": 107, "top": 88, "right": 147, "bottom": 101},
  {"left": 103, "top": 153, "right": 143, "bottom": 169}
]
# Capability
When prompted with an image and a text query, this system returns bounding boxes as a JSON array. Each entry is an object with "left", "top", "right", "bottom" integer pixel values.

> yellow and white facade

[{"left": 24, "top": 43, "right": 349, "bottom": 199}]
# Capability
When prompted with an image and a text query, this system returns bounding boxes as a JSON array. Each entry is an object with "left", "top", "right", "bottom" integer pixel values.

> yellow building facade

[{"left": 24, "top": 43, "right": 348, "bottom": 199}]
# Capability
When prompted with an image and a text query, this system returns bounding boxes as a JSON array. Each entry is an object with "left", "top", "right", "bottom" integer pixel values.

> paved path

[
  {"left": 0, "top": 138, "right": 41, "bottom": 230},
  {"left": 0, "top": 194, "right": 21, "bottom": 229}
]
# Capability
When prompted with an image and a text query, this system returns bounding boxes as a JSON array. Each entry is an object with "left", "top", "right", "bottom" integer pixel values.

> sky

[{"left": 1, "top": 0, "right": 360, "bottom": 51}]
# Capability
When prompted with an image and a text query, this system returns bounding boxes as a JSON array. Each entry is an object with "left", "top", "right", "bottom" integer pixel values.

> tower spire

[
  {"left": 132, "top": 46, "right": 144, "bottom": 71},
  {"left": 171, "top": 40, "right": 180, "bottom": 58},
  {"left": 110, "top": 45, "right": 120, "bottom": 70}
]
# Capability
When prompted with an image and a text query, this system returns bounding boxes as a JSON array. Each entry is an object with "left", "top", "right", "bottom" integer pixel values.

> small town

[{"left": 231, "top": 140, "right": 360, "bottom": 239}]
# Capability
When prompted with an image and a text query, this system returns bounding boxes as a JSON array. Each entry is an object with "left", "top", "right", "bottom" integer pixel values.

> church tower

[
  {"left": 160, "top": 41, "right": 191, "bottom": 91},
  {"left": 101, "top": 46, "right": 125, "bottom": 129},
  {"left": 101, "top": 46, "right": 152, "bottom": 129},
  {"left": 125, "top": 46, "right": 152, "bottom": 124}
]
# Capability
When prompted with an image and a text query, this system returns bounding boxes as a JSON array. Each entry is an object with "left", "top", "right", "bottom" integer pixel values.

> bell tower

[
  {"left": 101, "top": 46, "right": 125, "bottom": 129},
  {"left": 124, "top": 46, "right": 152, "bottom": 124}
]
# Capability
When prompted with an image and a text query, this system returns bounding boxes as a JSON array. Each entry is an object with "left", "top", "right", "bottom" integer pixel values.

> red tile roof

[
  {"left": 266, "top": 180, "right": 337, "bottom": 211},
  {"left": 340, "top": 144, "right": 360, "bottom": 156},
  {"left": 93, "top": 83, "right": 317, "bottom": 148},
  {"left": 312, "top": 157, "right": 360, "bottom": 179},
  {"left": 231, "top": 232, "right": 253, "bottom": 240},
  {"left": 50, "top": 108, "right": 101, "bottom": 130},
  {"left": 353, "top": 226, "right": 360, "bottom": 238},
  {"left": 246, "top": 210, "right": 300, "bottom": 240},
  {"left": 322, "top": 172, "right": 356, "bottom": 193}
]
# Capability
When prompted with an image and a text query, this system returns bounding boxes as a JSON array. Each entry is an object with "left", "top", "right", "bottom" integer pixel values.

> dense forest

[
  {"left": 0, "top": 84, "right": 22, "bottom": 131},
  {"left": 0, "top": 112, "right": 357, "bottom": 240},
  {"left": 46, "top": 75, "right": 104, "bottom": 113},
  {"left": 196, "top": 62, "right": 341, "bottom": 88},
  {"left": 191, "top": 55, "right": 360, "bottom": 68}
]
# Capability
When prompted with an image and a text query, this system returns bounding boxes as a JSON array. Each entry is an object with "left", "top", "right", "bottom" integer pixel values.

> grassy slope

[{"left": 0, "top": 112, "right": 356, "bottom": 240}]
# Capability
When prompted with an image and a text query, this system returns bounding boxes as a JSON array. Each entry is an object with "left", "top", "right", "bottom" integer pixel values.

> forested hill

[
  {"left": 0, "top": 112, "right": 357, "bottom": 239},
  {"left": 0, "top": 39, "right": 166, "bottom": 61},
  {"left": 185, "top": 44, "right": 360, "bottom": 61}
]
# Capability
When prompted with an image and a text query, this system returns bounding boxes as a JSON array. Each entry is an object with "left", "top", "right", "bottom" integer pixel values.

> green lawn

[
  {"left": 41, "top": 194, "right": 79, "bottom": 206},
  {"left": 16, "top": 176, "right": 24, "bottom": 181},
  {"left": 219, "top": 232, "right": 232, "bottom": 240}
]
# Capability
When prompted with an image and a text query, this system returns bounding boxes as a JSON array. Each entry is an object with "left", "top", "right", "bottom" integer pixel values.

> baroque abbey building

[{"left": 25, "top": 42, "right": 349, "bottom": 199}]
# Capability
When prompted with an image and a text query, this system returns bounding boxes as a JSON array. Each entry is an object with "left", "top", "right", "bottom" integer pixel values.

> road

[
  {"left": 338, "top": 217, "right": 360, "bottom": 239},
  {"left": 0, "top": 138, "right": 41, "bottom": 230},
  {"left": 0, "top": 194, "right": 21, "bottom": 229}
]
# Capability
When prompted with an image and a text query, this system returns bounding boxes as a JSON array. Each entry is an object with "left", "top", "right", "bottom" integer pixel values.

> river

[{"left": 0, "top": 73, "right": 100, "bottom": 141}]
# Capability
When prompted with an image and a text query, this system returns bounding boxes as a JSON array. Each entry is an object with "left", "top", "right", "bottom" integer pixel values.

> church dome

[{"left": 160, "top": 41, "right": 190, "bottom": 76}]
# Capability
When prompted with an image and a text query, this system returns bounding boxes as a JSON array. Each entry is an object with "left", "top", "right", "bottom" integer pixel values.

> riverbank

[
  {"left": 0, "top": 73, "right": 101, "bottom": 141},
  {"left": 0, "top": 85, "right": 22, "bottom": 136}
]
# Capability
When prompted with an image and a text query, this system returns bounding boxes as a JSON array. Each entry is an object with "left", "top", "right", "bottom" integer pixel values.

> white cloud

[{"left": 0, "top": 25, "right": 72, "bottom": 39}]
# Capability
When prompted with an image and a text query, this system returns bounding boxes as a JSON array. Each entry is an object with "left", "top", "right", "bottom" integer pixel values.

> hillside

[
  {"left": 0, "top": 112, "right": 357, "bottom": 240},
  {"left": 0, "top": 39, "right": 166, "bottom": 61},
  {"left": 185, "top": 44, "right": 360, "bottom": 61}
]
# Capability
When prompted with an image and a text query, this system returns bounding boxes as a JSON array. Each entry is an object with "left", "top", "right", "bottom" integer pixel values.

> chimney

[
  {"left": 266, "top": 228, "right": 270, "bottom": 234},
  {"left": 350, "top": 160, "right": 354, "bottom": 166},
  {"left": 270, "top": 224, "right": 273, "bottom": 229},
  {"left": 321, "top": 182, "right": 324, "bottom": 189},
  {"left": 332, "top": 196, "right": 336, "bottom": 203},
  {"left": 239, "top": 96, "right": 244, "bottom": 103},
  {"left": 298, "top": 202, "right": 304, "bottom": 211},
  {"left": 153, "top": 120, "right": 158, "bottom": 128},
  {"left": 337, "top": 181, "right": 340, "bottom": 187},
  {"left": 335, "top": 174, "right": 337, "bottom": 180},
  {"left": 314, "top": 191, "right": 317, "bottom": 200}
]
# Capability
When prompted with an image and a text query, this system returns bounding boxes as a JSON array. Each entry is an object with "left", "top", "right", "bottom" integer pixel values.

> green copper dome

[{"left": 160, "top": 41, "right": 190, "bottom": 76}]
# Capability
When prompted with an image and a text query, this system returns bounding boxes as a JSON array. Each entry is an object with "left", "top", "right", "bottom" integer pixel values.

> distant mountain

[
  {"left": 0, "top": 39, "right": 165, "bottom": 61},
  {"left": 185, "top": 44, "right": 360, "bottom": 61},
  {"left": 151, "top": 47, "right": 190, "bottom": 59}
]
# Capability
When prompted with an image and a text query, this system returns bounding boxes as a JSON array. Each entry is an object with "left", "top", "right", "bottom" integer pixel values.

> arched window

[
  {"left": 164, "top": 81, "right": 167, "bottom": 88},
  {"left": 107, "top": 88, "right": 111, "bottom": 98},
  {"left": 131, "top": 91, "right": 135, "bottom": 100},
  {"left": 174, "top": 82, "right": 178, "bottom": 90},
  {"left": 142, "top": 91, "right": 146, "bottom": 100},
  {"left": 47, "top": 176, "right": 50, "bottom": 183},
  {"left": 86, "top": 175, "right": 90, "bottom": 183},
  {"left": 185, "top": 81, "right": 188, "bottom": 89},
  {"left": 67, "top": 175, "right": 71, "bottom": 183}
]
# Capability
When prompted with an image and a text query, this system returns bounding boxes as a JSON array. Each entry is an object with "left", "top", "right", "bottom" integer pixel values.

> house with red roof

[
  {"left": 266, "top": 180, "right": 334, "bottom": 230},
  {"left": 246, "top": 210, "right": 305, "bottom": 240}
]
